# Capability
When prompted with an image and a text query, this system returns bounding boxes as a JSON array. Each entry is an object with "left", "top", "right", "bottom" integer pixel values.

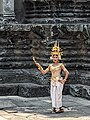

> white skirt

[{"left": 50, "top": 80, "right": 63, "bottom": 109}]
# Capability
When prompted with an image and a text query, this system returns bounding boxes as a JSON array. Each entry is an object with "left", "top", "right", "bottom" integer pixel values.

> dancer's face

[{"left": 52, "top": 54, "right": 59, "bottom": 63}]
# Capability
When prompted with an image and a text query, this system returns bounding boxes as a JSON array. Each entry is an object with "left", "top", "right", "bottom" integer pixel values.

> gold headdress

[{"left": 50, "top": 41, "right": 63, "bottom": 60}]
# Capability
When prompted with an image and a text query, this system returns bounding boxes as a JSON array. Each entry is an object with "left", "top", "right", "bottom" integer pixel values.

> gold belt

[{"left": 51, "top": 76, "right": 61, "bottom": 82}]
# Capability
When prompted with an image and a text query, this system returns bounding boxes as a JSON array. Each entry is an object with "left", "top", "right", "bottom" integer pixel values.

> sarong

[{"left": 50, "top": 79, "right": 63, "bottom": 109}]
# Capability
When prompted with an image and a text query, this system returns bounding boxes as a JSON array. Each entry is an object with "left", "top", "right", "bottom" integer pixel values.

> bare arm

[
  {"left": 61, "top": 64, "right": 69, "bottom": 83},
  {"left": 33, "top": 57, "right": 50, "bottom": 75},
  {"left": 35, "top": 63, "right": 50, "bottom": 75}
]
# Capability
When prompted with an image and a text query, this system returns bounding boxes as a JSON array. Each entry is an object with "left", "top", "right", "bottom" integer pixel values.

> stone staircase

[
  {"left": 23, "top": 0, "right": 90, "bottom": 24},
  {"left": 0, "top": 0, "right": 90, "bottom": 98},
  {"left": 0, "top": 24, "right": 90, "bottom": 97}
]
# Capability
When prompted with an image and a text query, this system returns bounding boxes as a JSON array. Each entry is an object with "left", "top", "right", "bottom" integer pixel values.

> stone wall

[
  {"left": 0, "top": 24, "right": 90, "bottom": 86},
  {"left": 15, "top": 0, "right": 90, "bottom": 24},
  {"left": 0, "top": 0, "right": 90, "bottom": 98}
]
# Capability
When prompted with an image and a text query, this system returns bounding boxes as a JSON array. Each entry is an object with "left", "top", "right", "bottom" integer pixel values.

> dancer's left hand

[{"left": 60, "top": 79, "right": 66, "bottom": 84}]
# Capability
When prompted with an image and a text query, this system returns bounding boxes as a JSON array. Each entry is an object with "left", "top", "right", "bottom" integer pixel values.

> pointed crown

[{"left": 50, "top": 41, "right": 63, "bottom": 60}]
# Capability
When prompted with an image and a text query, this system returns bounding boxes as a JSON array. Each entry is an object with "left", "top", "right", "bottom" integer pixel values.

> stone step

[
  {"left": 0, "top": 46, "right": 32, "bottom": 50},
  {"left": 25, "top": 9, "right": 90, "bottom": 14},
  {"left": 24, "top": 18, "right": 90, "bottom": 24},
  {"left": 23, "top": 0, "right": 90, "bottom": 24},
  {"left": 69, "top": 84, "right": 90, "bottom": 100},
  {"left": 25, "top": 12, "right": 90, "bottom": 18},
  {"left": 0, "top": 61, "right": 34, "bottom": 69},
  {"left": 25, "top": 9, "right": 90, "bottom": 13},
  {"left": 0, "top": 83, "right": 69, "bottom": 97},
  {"left": 0, "top": 57, "right": 33, "bottom": 62},
  {"left": 0, "top": 53, "right": 32, "bottom": 57},
  {"left": 24, "top": 1, "right": 90, "bottom": 9},
  {"left": 0, "top": 57, "right": 90, "bottom": 69},
  {"left": 62, "top": 58, "right": 90, "bottom": 63},
  {"left": 0, "top": 83, "right": 49, "bottom": 97},
  {"left": 0, "top": 68, "right": 49, "bottom": 84}
]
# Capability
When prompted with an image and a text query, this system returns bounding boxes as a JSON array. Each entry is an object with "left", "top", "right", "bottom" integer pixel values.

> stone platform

[
  {"left": 0, "top": 95, "right": 90, "bottom": 120},
  {"left": 0, "top": 83, "right": 90, "bottom": 100},
  {"left": 0, "top": 83, "right": 49, "bottom": 97},
  {"left": 69, "top": 84, "right": 90, "bottom": 100}
]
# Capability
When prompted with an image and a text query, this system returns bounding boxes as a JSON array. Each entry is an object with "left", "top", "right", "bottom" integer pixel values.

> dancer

[{"left": 33, "top": 41, "right": 69, "bottom": 113}]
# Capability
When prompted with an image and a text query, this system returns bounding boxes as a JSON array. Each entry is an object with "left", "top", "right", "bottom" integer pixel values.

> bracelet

[{"left": 38, "top": 66, "right": 43, "bottom": 71}]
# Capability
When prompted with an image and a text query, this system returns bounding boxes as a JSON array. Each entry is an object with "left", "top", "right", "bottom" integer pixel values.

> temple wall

[
  {"left": 0, "top": 24, "right": 90, "bottom": 85},
  {"left": 14, "top": 0, "right": 90, "bottom": 24},
  {"left": 0, "top": 0, "right": 90, "bottom": 98}
]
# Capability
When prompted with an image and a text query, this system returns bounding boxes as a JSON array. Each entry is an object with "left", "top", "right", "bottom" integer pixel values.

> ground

[{"left": 0, "top": 95, "right": 90, "bottom": 120}]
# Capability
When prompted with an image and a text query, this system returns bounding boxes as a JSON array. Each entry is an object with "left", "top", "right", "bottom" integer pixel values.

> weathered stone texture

[
  {"left": 0, "top": 0, "right": 90, "bottom": 98},
  {"left": 15, "top": 0, "right": 90, "bottom": 24},
  {"left": 0, "top": 83, "right": 18, "bottom": 96},
  {"left": 0, "top": 83, "right": 49, "bottom": 97},
  {"left": 69, "top": 84, "right": 90, "bottom": 100},
  {"left": 0, "top": 24, "right": 90, "bottom": 86},
  {"left": 18, "top": 83, "right": 49, "bottom": 97}
]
